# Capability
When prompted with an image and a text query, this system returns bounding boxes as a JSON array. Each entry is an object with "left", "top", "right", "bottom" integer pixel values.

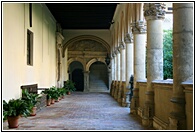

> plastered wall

[{"left": 3, "top": 3, "right": 57, "bottom": 101}]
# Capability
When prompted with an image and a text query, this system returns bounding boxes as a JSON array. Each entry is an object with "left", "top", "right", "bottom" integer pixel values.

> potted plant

[
  {"left": 64, "top": 80, "right": 76, "bottom": 95},
  {"left": 22, "top": 89, "right": 40, "bottom": 116},
  {"left": 50, "top": 86, "right": 61, "bottom": 102},
  {"left": 41, "top": 89, "right": 52, "bottom": 106},
  {"left": 3, "top": 98, "right": 31, "bottom": 128},
  {"left": 58, "top": 87, "right": 66, "bottom": 99}
]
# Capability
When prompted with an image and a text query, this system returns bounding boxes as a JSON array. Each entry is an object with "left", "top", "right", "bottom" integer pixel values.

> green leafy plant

[
  {"left": 64, "top": 80, "right": 76, "bottom": 92},
  {"left": 163, "top": 29, "right": 173, "bottom": 79},
  {"left": 41, "top": 89, "right": 52, "bottom": 100},
  {"left": 49, "top": 86, "right": 60, "bottom": 100},
  {"left": 3, "top": 98, "right": 31, "bottom": 119},
  {"left": 22, "top": 89, "right": 40, "bottom": 108},
  {"left": 58, "top": 87, "right": 67, "bottom": 96}
]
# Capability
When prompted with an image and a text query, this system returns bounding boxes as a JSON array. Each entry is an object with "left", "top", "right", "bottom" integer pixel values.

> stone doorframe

[{"left": 64, "top": 35, "right": 111, "bottom": 92}]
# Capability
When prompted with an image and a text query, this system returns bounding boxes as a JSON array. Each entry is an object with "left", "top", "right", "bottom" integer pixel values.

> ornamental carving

[
  {"left": 119, "top": 41, "right": 126, "bottom": 49},
  {"left": 144, "top": 3, "right": 166, "bottom": 20},
  {"left": 68, "top": 39, "right": 107, "bottom": 52},
  {"left": 131, "top": 21, "right": 146, "bottom": 34},
  {"left": 124, "top": 33, "right": 133, "bottom": 43}
]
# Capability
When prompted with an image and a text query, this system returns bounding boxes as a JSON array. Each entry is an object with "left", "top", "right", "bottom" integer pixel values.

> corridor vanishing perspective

[
  {"left": 2, "top": 2, "right": 193, "bottom": 131},
  {"left": 3, "top": 92, "right": 151, "bottom": 130}
]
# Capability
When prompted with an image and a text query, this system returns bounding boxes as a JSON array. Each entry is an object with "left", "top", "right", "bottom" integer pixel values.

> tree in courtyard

[{"left": 163, "top": 29, "right": 173, "bottom": 79}]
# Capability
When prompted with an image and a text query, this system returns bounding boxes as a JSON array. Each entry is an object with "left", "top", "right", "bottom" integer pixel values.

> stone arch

[
  {"left": 67, "top": 57, "right": 85, "bottom": 70},
  {"left": 86, "top": 58, "right": 106, "bottom": 72},
  {"left": 63, "top": 35, "right": 111, "bottom": 57}
]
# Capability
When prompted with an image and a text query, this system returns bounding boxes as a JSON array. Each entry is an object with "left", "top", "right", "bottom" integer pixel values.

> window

[{"left": 27, "top": 29, "right": 33, "bottom": 65}]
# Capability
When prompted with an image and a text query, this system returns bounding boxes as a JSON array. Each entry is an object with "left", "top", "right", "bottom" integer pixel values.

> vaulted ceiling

[{"left": 45, "top": 3, "right": 118, "bottom": 29}]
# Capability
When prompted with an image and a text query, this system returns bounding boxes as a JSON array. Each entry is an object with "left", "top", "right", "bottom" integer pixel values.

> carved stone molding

[
  {"left": 124, "top": 33, "right": 133, "bottom": 43},
  {"left": 144, "top": 3, "right": 166, "bottom": 20},
  {"left": 56, "top": 32, "right": 64, "bottom": 46},
  {"left": 68, "top": 39, "right": 107, "bottom": 52},
  {"left": 119, "top": 41, "right": 126, "bottom": 50},
  {"left": 131, "top": 21, "right": 146, "bottom": 34}
]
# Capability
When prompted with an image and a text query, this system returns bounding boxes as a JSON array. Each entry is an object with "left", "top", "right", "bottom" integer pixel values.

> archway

[
  {"left": 68, "top": 61, "right": 84, "bottom": 91},
  {"left": 89, "top": 61, "right": 109, "bottom": 92}
]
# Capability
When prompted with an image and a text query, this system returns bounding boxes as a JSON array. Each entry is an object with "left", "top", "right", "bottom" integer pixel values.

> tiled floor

[{"left": 3, "top": 92, "right": 154, "bottom": 131}]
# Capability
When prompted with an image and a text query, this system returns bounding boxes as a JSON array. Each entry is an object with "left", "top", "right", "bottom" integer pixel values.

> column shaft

[{"left": 169, "top": 3, "right": 193, "bottom": 130}]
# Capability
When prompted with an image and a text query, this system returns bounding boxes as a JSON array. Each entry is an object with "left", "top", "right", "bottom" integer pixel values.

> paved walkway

[{"left": 3, "top": 92, "right": 154, "bottom": 131}]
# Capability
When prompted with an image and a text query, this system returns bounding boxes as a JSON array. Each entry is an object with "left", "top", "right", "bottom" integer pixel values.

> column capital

[
  {"left": 114, "top": 47, "right": 120, "bottom": 54},
  {"left": 112, "top": 52, "right": 116, "bottom": 58},
  {"left": 144, "top": 3, "right": 166, "bottom": 20},
  {"left": 119, "top": 41, "right": 126, "bottom": 50},
  {"left": 131, "top": 20, "right": 146, "bottom": 34},
  {"left": 124, "top": 33, "right": 133, "bottom": 43}
]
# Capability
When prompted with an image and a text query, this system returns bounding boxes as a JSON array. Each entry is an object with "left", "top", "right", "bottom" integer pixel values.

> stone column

[
  {"left": 131, "top": 20, "right": 147, "bottom": 114},
  {"left": 114, "top": 49, "right": 119, "bottom": 100},
  {"left": 111, "top": 53, "right": 116, "bottom": 97},
  {"left": 143, "top": 3, "right": 166, "bottom": 127},
  {"left": 118, "top": 42, "right": 126, "bottom": 104},
  {"left": 124, "top": 33, "right": 134, "bottom": 107},
  {"left": 83, "top": 71, "right": 90, "bottom": 92},
  {"left": 169, "top": 3, "right": 193, "bottom": 130}
]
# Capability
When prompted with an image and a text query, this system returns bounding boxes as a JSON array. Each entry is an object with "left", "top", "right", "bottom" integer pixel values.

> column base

[
  {"left": 142, "top": 117, "right": 153, "bottom": 127},
  {"left": 130, "top": 108, "right": 137, "bottom": 115}
]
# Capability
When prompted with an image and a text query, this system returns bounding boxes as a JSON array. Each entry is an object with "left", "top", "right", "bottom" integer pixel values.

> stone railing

[
  {"left": 182, "top": 81, "right": 193, "bottom": 130},
  {"left": 152, "top": 80, "right": 173, "bottom": 130},
  {"left": 137, "top": 80, "right": 147, "bottom": 118},
  {"left": 135, "top": 79, "right": 193, "bottom": 130}
]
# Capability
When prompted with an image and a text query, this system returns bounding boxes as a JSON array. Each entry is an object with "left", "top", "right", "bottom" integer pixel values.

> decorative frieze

[
  {"left": 144, "top": 3, "right": 166, "bottom": 20},
  {"left": 131, "top": 21, "right": 146, "bottom": 34}
]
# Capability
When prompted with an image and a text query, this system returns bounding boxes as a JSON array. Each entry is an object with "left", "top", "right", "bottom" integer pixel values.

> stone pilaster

[
  {"left": 83, "top": 71, "right": 90, "bottom": 92},
  {"left": 56, "top": 32, "right": 64, "bottom": 88},
  {"left": 143, "top": 3, "right": 166, "bottom": 127},
  {"left": 169, "top": 3, "right": 193, "bottom": 130},
  {"left": 131, "top": 20, "right": 147, "bottom": 114}
]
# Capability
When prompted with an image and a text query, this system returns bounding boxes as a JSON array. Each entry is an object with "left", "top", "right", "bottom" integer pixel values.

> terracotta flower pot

[
  {"left": 30, "top": 106, "right": 37, "bottom": 116},
  {"left": 61, "top": 95, "right": 65, "bottom": 99},
  {"left": 51, "top": 99, "right": 55, "bottom": 104},
  {"left": 47, "top": 99, "right": 51, "bottom": 106},
  {"left": 7, "top": 115, "right": 20, "bottom": 128},
  {"left": 67, "top": 91, "right": 71, "bottom": 95},
  {"left": 55, "top": 98, "right": 59, "bottom": 102}
]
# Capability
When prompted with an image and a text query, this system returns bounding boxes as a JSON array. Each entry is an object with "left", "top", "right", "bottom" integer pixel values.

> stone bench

[{"left": 21, "top": 84, "right": 47, "bottom": 112}]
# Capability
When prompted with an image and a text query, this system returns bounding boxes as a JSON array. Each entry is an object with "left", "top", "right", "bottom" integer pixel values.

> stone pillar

[
  {"left": 143, "top": 3, "right": 166, "bottom": 127},
  {"left": 83, "top": 71, "right": 90, "bottom": 92},
  {"left": 131, "top": 20, "right": 147, "bottom": 114},
  {"left": 56, "top": 32, "right": 64, "bottom": 88},
  {"left": 169, "top": 3, "right": 193, "bottom": 130},
  {"left": 124, "top": 33, "right": 134, "bottom": 107},
  {"left": 114, "top": 49, "right": 119, "bottom": 100},
  {"left": 115, "top": 49, "right": 121, "bottom": 100},
  {"left": 118, "top": 42, "right": 126, "bottom": 104}
]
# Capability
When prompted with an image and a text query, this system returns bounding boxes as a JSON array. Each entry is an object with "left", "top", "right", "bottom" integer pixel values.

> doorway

[{"left": 72, "top": 69, "right": 84, "bottom": 91}]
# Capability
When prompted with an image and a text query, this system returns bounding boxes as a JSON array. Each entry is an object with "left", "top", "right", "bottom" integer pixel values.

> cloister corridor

[{"left": 3, "top": 92, "right": 154, "bottom": 131}]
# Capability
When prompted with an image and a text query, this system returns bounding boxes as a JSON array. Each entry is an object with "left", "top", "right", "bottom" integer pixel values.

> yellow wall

[{"left": 3, "top": 3, "right": 57, "bottom": 101}]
